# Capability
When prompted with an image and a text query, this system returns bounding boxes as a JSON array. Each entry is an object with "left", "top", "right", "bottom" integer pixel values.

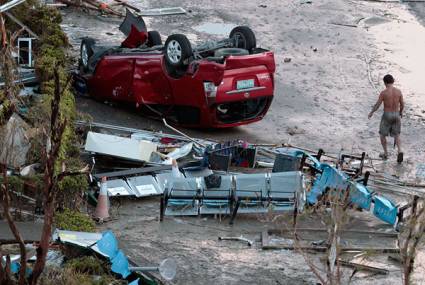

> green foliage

[
  {"left": 3, "top": 4, "right": 88, "bottom": 212},
  {"left": 54, "top": 208, "right": 96, "bottom": 232},
  {"left": 35, "top": 45, "right": 66, "bottom": 81},
  {"left": 59, "top": 173, "right": 88, "bottom": 194},
  {"left": 65, "top": 256, "right": 105, "bottom": 275},
  {"left": 0, "top": 99, "right": 12, "bottom": 124},
  {"left": 32, "top": 6, "right": 69, "bottom": 81},
  {"left": 26, "top": 6, "right": 68, "bottom": 49},
  {"left": 25, "top": 6, "right": 87, "bottom": 210},
  {"left": 0, "top": 175, "right": 44, "bottom": 194},
  {"left": 39, "top": 266, "right": 118, "bottom": 285},
  {"left": 2, "top": 175, "right": 25, "bottom": 192},
  {"left": 57, "top": 157, "right": 89, "bottom": 209}
]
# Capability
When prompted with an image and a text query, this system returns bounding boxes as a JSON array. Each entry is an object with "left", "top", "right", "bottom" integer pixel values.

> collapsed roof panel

[
  {"left": 106, "top": 179, "right": 133, "bottom": 196},
  {"left": 127, "top": 175, "right": 163, "bottom": 197},
  {"left": 85, "top": 131, "right": 157, "bottom": 162}
]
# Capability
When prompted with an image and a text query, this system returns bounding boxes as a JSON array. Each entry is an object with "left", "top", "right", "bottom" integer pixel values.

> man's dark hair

[{"left": 383, "top": 74, "right": 394, "bottom": 85}]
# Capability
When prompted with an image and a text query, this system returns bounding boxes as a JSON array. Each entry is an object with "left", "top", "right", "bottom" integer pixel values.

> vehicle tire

[
  {"left": 80, "top": 37, "right": 96, "bottom": 72},
  {"left": 229, "top": 26, "right": 256, "bottom": 52},
  {"left": 164, "top": 34, "right": 193, "bottom": 69},
  {"left": 147, "top": 31, "right": 162, "bottom": 47},
  {"left": 214, "top": 48, "right": 249, "bottom": 57}
]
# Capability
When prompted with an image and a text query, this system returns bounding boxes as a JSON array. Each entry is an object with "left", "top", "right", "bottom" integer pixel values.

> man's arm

[
  {"left": 368, "top": 93, "right": 384, "bottom": 119},
  {"left": 399, "top": 92, "right": 404, "bottom": 118}
]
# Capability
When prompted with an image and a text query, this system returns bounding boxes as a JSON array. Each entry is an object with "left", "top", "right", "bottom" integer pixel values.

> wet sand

[
  {"left": 67, "top": 0, "right": 425, "bottom": 175},
  {"left": 98, "top": 198, "right": 402, "bottom": 285},
  {"left": 61, "top": 0, "right": 425, "bottom": 283}
]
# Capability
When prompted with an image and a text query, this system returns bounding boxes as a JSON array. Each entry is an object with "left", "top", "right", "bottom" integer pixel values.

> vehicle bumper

[{"left": 199, "top": 96, "right": 273, "bottom": 128}]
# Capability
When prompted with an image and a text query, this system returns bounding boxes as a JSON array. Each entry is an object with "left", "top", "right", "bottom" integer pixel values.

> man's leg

[
  {"left": 394, "top": 114, "right": 403, "bottom": 163},
  {"left": 380, "top": 135, "right": 388, "bottom": 158},
  {"left": 395, "top": 135, "right": 402, "bottom": 153},
  {"left": 395, "top": 135, "right": 403, "bottom": 163},
  {"left": 379, "top": 114, "right": 389, "bottom": 159}
]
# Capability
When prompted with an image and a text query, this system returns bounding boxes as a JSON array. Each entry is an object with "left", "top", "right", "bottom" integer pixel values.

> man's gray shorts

[{"left": 379, "top": 112, "right": 401, "bottom": 137}]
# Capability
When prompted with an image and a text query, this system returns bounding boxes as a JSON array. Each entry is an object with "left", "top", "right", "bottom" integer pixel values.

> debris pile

[
  {"left": 1, "top": 0, "right": 425, "bottom": 284},
  {"left": 76, "top": 119, "right": 410, "bottom": 229}
]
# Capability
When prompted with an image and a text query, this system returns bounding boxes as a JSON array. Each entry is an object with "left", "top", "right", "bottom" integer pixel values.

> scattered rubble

[{"left": 1, "top": 0, "right": 425, "bottom": 284}]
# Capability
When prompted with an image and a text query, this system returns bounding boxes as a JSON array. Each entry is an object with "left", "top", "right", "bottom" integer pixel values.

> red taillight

[{"left": 203, "top": 81, "right": 218, "bottom": 106}]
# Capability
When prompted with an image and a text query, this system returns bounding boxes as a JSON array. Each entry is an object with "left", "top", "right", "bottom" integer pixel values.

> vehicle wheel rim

[
  {"left": 233, "top": 32, "right": 247, "bottom": 49},
  {"left": 167, "top": 40, "right": 182, "bottom": 64},
  {"left": 81, "top": 44, "right": 88, "bottom": 66}
]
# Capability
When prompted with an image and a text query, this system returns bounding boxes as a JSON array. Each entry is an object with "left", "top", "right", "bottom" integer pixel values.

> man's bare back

[{"left": 380, "top": 86, "right": 403, "bottom": 113}]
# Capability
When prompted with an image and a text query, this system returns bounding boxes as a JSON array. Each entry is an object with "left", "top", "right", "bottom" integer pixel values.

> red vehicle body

[
  {"left": 85, "top": 50, "right": 275, "bottom": 128},
  {"left": 79, "top": 22, "right": 276, "bottom": 128}
]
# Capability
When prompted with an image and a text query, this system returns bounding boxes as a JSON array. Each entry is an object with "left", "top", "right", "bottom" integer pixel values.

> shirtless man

[{"left": 368, "top": 74, "right": 404, "bottom": 163}]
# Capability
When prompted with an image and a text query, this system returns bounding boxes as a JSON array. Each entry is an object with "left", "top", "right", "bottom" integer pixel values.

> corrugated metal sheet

[
  {"left": 85, "top": 131, "right": 157, "bottom": 162},
  {"left": 105, "top": 174, "right": 170, "bottom": 198}
]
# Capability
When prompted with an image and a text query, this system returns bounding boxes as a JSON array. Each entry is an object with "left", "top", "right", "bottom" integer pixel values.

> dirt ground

[
  {"left": 98, "top": 198, "right": 404, "bottom": 285},
  {"left": 65, "top": 0, "right": 425, "bottom": 166},
  {"left": 59, "top": 0, "right": 425, "bottom": 283}
]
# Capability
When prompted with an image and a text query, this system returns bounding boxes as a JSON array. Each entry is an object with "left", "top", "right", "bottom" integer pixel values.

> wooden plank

[
  {"left": 329, "top": 22, "right": 358, "bottom": 28},
  {"left": 4, "top": 12, "right": 38, "bottom": 39},
  {"left": 94, "top": 165, "right": 172, "bottom": 179},
  {"left": 261, "top": 231, "right": 270, "bottom": 247},
  {"left": 268, "top": 228, "right": 398, "bottom": 238},
  {"left": 262, "top": 244, "right": 400, "bottom": 253},
  {"left": 388, "top": 254, "right": 402, "bottom": 263},
  {"left": 338, "top": 259, "right": 389, "bottom": 275}
]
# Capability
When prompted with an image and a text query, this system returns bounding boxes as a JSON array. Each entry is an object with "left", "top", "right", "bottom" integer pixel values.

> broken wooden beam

[
  {"left": 261, "top": 231, "right": 270, "bottom": 245},
  {"left": 338, "top": 259, "right": 389, "bottom": 275},
  {"left": 262, "top": 244, "right": 400, "bottom": 253},
  {"left": 267, "top": 228, "right": 398, "bottom": 238},
  {"left": 387, "top": 254, "right": 402, "bottom": 263},
  {"left": 218, "top": 236, "right": 253, "bottom": 246},
  {"left": 0, "top": 239, "right": 38, "bottom": 245},
  {"left": 56, "top": 0, "right": 123, "bottom": 17},
  {"left": 261, "top": 231, "right": 399, "bottom": 253},
  {"left": 4, "top": 12, "right": 38, "bottom": 39},
  {"left": 329, "top": 22, "right": 358, "bottom": 28},
  {"left": 93, "top": 165, "right": 172, "bottom": 179},
  {"left": 83, "top": 0, "right": 123, "bottom": 16}
]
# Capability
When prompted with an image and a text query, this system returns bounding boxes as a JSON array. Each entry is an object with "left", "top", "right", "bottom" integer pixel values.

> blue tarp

[
  {"left": 295, "top": 149, "right": 398, "bottom": 226},
  {"left": 307, "top": 164, "right": 349, "bottom": 204},
  {"left": 276, "top": 148, "right": 322, "bottom": 169},
  {"left": 129, "top": 279, "right": 140, "bottom": 285},
  {"left": 373, "top": 195, "right": 398, "bottom": 225},
  {"left": 349, "top": 183, "right": 372, "bottom": 210},
  {"left": 97, "top": 231, "right": 119, "bottom": 259},
  {"left": 111, "top": 250, "right": 132, "bottom": 279}
]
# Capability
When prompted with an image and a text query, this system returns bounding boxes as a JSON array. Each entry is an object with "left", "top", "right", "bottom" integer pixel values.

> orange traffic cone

[{"left": 94, "top": 176, "right": 110, "bottom": 222}]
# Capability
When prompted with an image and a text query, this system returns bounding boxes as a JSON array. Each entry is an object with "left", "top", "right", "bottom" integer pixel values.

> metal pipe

[
  {"left": 75, "top": 120, "right": 193, "bottom": 142},
  {"left": 129, "top": 266, "right": 158, "bottom": 271},
  {"left": 0, "top": 0, "right": 26, "bottom": 13},
  {"left": 162, "top": 118, "right": 206, "bottom": 147}
]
